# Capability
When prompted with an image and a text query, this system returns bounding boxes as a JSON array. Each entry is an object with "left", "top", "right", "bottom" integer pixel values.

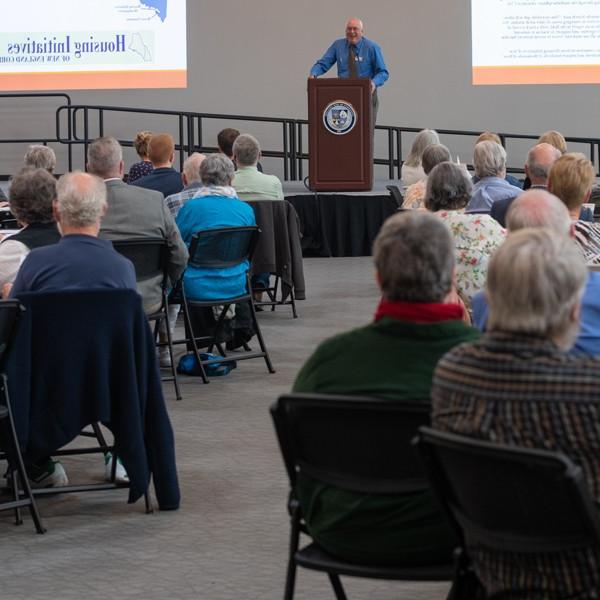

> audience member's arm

[
  {"left": 0, "top": 240, "right": 29, "bottom": 291},
  {"left": 162, "top": 203, "right": 188, "bottom": 284}
]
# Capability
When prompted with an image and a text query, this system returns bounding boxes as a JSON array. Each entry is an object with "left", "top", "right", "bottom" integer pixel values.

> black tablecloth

[{"left": 287, "top": 193, "right": 398, "bottom": 257}]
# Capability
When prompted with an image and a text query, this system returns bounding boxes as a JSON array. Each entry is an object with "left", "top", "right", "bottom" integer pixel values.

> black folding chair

[
  {"left": 386, "top": 185, "right": 404, "bottom": 209},
  {"left": 415, "top": 427, "right": 600, "bottom": 597},
  {"left": 112, "top": 238, "right": 181, "bottom": 400},
  {"left": 271, "top": 393, "right": 457, "bottom": 600},
  {"left": 0, "top": 300, "right": 45, "bottom": 533},
  {"left": 176, "top": 226, "right": 275, "bottom": 383}
]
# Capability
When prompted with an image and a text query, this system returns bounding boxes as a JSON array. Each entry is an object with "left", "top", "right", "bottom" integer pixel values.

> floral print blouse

[{"left": 434, "top": 209, "right": 506, "bottom": 304}]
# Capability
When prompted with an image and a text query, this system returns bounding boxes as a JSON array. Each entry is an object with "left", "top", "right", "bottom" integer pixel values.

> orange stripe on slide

[
  {"left": 473, "top": 65, "right": 600, "bottom": 85},
  {"left": 0, "top": 70, "right": 187, "bottom": 91}
]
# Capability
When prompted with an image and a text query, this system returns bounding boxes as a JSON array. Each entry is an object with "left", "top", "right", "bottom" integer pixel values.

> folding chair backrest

[
  {"left": 416, "top": 427, "right": 600, "bottom": 553},
  {"left": 189, "top": 226, "right": 259, "bottom": 270},
  {"left": 271, "top": 393, "right": 431, "bottom": 495},
  {"left": 112, "top": 238, "right": 168, "bottom": 283},
  {"left": 0, "top": 300, "right": 23, "bottom": 371}
]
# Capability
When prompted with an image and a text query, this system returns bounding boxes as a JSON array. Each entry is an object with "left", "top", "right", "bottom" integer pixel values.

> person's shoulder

[{"left": 363, "top": 37, "right": 382, "bottom": 50}]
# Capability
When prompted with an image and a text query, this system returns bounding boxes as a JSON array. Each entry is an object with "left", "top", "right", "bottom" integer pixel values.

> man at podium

[{"left": 310, "top": 18, "right": 389, "bottom": 123}]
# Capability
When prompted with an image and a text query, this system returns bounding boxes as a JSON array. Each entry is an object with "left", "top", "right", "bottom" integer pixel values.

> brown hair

[
  {"left": 476, "top": 131, "right": 502, "bottom": 145},
  {"left": 148, "top": 133, "right": 175, "bottom": 165},
  {"left": 133, "top": 131, "right": 153, "bottom": 159},
  {"left": 547, "top": 153, "right": 595, "bottom": 212},
  {"left": 217, "top": 128, "right": 240, "bottom": 158},
  {"left": 538, "top": 130, "right": 567, "bottom": 154}
]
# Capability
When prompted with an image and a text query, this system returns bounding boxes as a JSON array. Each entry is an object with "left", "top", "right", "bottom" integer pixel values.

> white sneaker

[
  {"left": 104, "top": 453, "right": 129, "bottom": 484},
  {"left": 158, "top": 348, "right": 172, "bottom": 368},
  {"left": 28, "top": 459, "right": 69, "bottom": 488}
]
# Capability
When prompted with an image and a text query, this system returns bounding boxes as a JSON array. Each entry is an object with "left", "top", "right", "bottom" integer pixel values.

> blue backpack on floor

[{"left": 176, "top": 353, "right": 237, "bottom": 377}]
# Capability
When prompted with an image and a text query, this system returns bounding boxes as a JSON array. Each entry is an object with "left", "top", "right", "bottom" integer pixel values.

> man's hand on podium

[{"left": 370, "top": 80, "right": 376, "bottom": 94}]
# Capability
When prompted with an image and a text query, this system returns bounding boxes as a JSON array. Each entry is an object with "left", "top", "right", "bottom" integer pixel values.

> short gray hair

[
  {"left": 526, "top": 143, "right": 561, "bottom": 181},
  {"left": 182, "top": 153, "right": 206, "bottom": 183},
  {"left": 87, "top": 137, "right": 123, "bottom": 178},
  {"left": 56, "top": 171, "right": 107, "bottom": 228},
  {"left": 24, "top": 145, "right": 56, "bottom": 173},
  {"left": 506, "top": 189, "right": 571, "bottom": 236},
  {"left": 8, "top": 168, "right": 56, "bottom": 225},
  {"left": 487, "top": 228, "right": 586, "bottom": 348},
  {"left": 425, "top": 161, "right": 472, "bottom": 211},
  {"left": 232, "top": 134, "right": 260, "bottom": 167},
  {"left": 200, "top": 153, "right": 235, "bottom": 186},
  {"left": 404, "top": 129, "right": 440, "bottom": 168},
  {"left": 473, "top": 141, "right": 506, "bottom": 179},
  {"left": 422, "top": 144, "right": 452, "bottom": 175},
  {"left": 373, "top": 211, "right": 455, "bottom": 302}
]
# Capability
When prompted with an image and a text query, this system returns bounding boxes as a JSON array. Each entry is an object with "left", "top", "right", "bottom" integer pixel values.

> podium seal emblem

[{"left": 323, "top": 101, "right": 357, "bottom": 135}]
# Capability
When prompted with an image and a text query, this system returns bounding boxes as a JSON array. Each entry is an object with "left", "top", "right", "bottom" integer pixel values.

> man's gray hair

[
  {"left": 487, "top": 228, "right": 586, "bottom": 348},
  {"left": 200, "top": 153, "right": 235, "bottom": 186},
  {"left": 527, "top": 143, "right": 561, "bottom": 181},
  {"left": 87, "top": 137, "right": 123, "bottom": 178},
  {"left": 9, "top": 167, "right": 56, "bottom": 225},
  {"left": 425, "top": 161, "right": 473, "bottom": 211},
  {"left": 373, "top": 211, "right": 455, "bottom": 302},
  {"left": 182, "top": 152, "right": 206, "bottom": 183},
  {"left": 473, "top": 140, "right": 506, "bottom": 179},
  {"left": 56, "top": 171, "right": 107, "bottom": 228},
  {"left": 24, "top": 145, "right": 57, "bottom": 173},
  {"left": 506, "top": 189, "right": 571, "bottom": 237},
  {"left": 232, "top": 134, "right": 260, "bottom": 167},
  {"left": 422, "top": 144, "right": 451, "bottom": 176}
]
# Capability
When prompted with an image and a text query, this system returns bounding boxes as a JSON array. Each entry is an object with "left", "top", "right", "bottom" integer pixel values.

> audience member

[
  {"left": 128, "top": 130, "right": 154, "bottom": 183},
  {"left": 548, "top": 152, "right": 600, "bottom": 263},
  {"left": 401, "top": 143, "right": 451, "bottom": 209},
  {"left": 472, "top": 132, "right": 522, "bottom": 188},
  {"left": 425, "top": 161, "right": 505, "bottom": 304},
  {"left": 472, "top": 189, "right": 600, "bottom": 356},
  {"left": 232, "top": 134, "right": 283, "bottom": 201},
  {"left": 164, "top": 152, "right": 206, "bottom": 218},
  {"left": 467, "top": 141, "right": 522, "bottom": 212},
  {"left": 88, "top": 136, "right": 188, "bottom": 315},
  {"left": 400, "top": 129, "right": 439, "bottom": 185},
  {"left": 432, "top": 228, "right": 600, "bottom": 598},
  {"left": 131, "top": 133, "right": 183, "bottom": 197},
  {"left": 490, "top": 142, "right": 560, "bottom": 226},
  {"left": 217, "top": 128, "right": 240, "bottom": 160},
  {"left": 0, "top": 168, "right": 60, "bottom": 292},
  {"left": 293, "top": 211, "right": 479, "bottom": 566},
  {"left": 24, "top": 145, "right": 57, "bottom": 173},
  {"left": 539, "top": 129, "right": 567, "bottom": 154},
  {"left": 175, "top": 154, "right": 256, "bottom": 349}
]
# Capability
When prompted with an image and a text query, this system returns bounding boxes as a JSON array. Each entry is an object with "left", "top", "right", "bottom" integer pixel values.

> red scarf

[{"left": 374, "top": 299, "right": 463, "bottom": 323}]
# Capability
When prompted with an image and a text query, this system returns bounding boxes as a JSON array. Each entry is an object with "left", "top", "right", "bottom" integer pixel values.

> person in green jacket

[{"left": 293, "top": 210, "right": 479, "bottom": 566}]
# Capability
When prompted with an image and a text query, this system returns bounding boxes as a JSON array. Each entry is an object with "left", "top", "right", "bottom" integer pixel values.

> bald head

[
  {"left": 526, "top": 143, "right": 561, "bottom": 186},
  {"left": 506, "top": 189, "right": 571, "bottom": 237},
  {"left": 345, "top": 18, "right": 364, "bottom": 45},
  {"left": 182, "top": 152, "right": 206, "bottom": 186}
]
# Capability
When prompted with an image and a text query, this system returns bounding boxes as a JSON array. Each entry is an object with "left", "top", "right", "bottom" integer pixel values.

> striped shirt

[
  {"left": 574, "top": 220, "right": 600, "bottom": 266},
  {"left": 431, "top": 332, "right": 600, "bottom": 598}
]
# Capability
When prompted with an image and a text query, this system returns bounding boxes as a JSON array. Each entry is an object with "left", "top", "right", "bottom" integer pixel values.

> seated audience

[
  {"left": 432, "top": 228, "right": 600, "bottom": 598},
  {"left": 472, "top": 132, "right": 522, "bottom": 188},
  {"left": 539, "top": 129, "right": 567, "bottom": 154},
  {"left": 0, "top": 168, "right": 60, "bottom": 293},
  {"left": 131, "top": 133, "right": 183, "bottom": 197},
  {"left": 490, "top": 142, "right": 560, "bottom": 226},
  {"left": 165, "top": 152, "right": 206, "bottom": 218},
  {"left": 473, "top": 189, "right": 600, "bottom": 356},
  {"left": 24, "top": 145, "right": 57, "bottom": 173},
  {"left": 128, "top": 130, "right": 154, "bottom": 183},
  {"left": 232, "top": 134, "right": 283, "bottom": 201},
  {"left": 10, "top": 171, "right": 136, "bottom": 486},
  {"left": 402, "top": 144, "right": 451, "bottom": 209},
  {"left": 547, "top": 152, "right": 600, "bottom": 263},
  {"left": 217, "top": 127, "right": 240, "bottom": 161},
  {"left": 425, "top": 161, "right": 506, "bottom": 305},
  {"left": 175, "top": 154, "right": 256, "bottom": 349},
  {"left": 400, "top": 129, "right": 440, "bottom": 185},
  {"left": 293, "top": 211, "right": 479, "bottom": 566},
  {"left": 88, "top": 136, "right": 187, "bottom": 312},
  {"left": 467, "top": 141, "right": 522, "bottom": 212}
]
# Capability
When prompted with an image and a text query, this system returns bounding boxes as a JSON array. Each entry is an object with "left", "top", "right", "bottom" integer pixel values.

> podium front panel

[{"left": 308, "top": 78, "right": 373, "bottom": 191}]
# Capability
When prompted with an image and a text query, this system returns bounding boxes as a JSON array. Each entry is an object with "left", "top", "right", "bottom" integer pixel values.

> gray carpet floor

[{"left": 0, "top": 256, "right": 450, "bottom": 600}]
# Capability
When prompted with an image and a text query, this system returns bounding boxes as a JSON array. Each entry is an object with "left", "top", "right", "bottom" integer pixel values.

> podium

[{"left": 308, "top": 77, "right": 373, "bottom": 191}]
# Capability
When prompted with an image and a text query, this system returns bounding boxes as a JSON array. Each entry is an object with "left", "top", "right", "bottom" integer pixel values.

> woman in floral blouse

[{"left": 425, "top": 161, "right": 506, "bottom": 305}]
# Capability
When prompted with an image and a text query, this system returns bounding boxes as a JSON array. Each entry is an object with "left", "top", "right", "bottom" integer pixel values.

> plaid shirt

[
  {"left": 164, "top": 182, "right": 203, "bottom": 218},
  {"left": 432, "top": 332, "right": 600, "bottom": 598}
]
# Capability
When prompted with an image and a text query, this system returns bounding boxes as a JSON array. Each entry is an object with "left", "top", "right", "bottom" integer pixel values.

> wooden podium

[{"left": 308, "top": 77, "right": 373, "bottom": 191}]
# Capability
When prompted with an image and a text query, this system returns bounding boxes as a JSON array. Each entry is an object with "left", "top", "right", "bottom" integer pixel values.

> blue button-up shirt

[{"left": 310, "top": 37, "right": 389, "bottom": 88}]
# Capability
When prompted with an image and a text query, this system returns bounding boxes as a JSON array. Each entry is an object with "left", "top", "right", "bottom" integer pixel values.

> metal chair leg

[
  {"left": 162, "top": 308, "right": 182, "bottom": 400},
  {"left": 180, "top": 293, "right": 209, "bottom": 384},
  {"left": 248, "top": 299, "right": 275, "bottom": 373},
  {"left": 327, "top": 573, "right": 348, "bottom": 600}
]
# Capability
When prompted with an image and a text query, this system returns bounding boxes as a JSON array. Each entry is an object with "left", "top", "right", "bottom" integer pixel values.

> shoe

[
  {"left": 27, "top": 459, "right": 69, "bottom": 488},
  {"left": 104, "top": 453, "right": 129, "bottom": 484},
  {"left": 158, "top": 348, "right": 172, "bottom": 368}
]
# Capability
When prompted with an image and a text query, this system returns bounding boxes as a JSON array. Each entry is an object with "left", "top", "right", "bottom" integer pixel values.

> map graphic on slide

[
  {"left": 141, "top": 1, "right": 167, "bottom": 21},
  {"left": 129, "top": 33, "right": 152, "bottom": 61}
]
